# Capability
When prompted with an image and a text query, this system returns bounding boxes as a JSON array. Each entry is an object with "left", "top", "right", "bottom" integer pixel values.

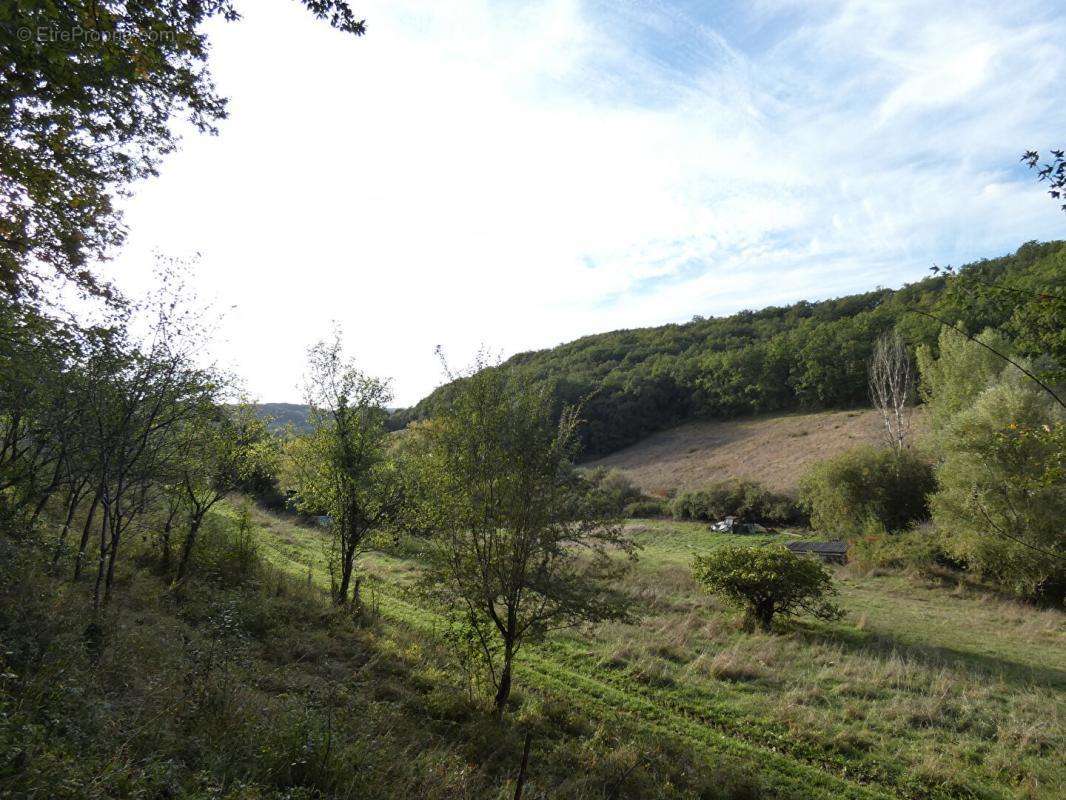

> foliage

[
  {"left": 584, "top": 466, "right": 643, "bottom": 513},
  {"left": 846, "top": 522, "right": 963, "bottom": 575},
  {"left": 930, "top": 243, "right": 1066, "bottom": 391},
  {"left": 1022, "top": 148, "right": 1066, "bottom": 214},
  {"left": 670, "top": 479, "right": 801, "bottom": 525},
  {"left": 284, "top": 328, "right": 402, "bottom": 606},
  {"left": 692, "top": 545, "right": 843, "bottom": 631},
  {"left": 411, "top": 352, "right": 636, "bottom": 716},
  {"left": 395, "top": 242, "right": 1065, "bottom": 457},
  {"left": 0, "top": 267, "right": 229, "bottom": 604},
  {"left": 174, "top": 403, "right": 276, "bottom": 581},
  {"left": 0, "top": 513, "right": 817, "bottom": 800},
  {"left": 927, "top": 366, "right": 1066, "bottom": 601},
  {"left": 798, "top": 446, "right": 935, "bottom": 535},
  {"left": 624, "top": 499, "right": 667, "bottom": 518},
  {"left": 1, "top": 1, "right": 364, "bottom": 301},
  {"left": 916, "top": 327, "right": 1013, "bottom": 437}
]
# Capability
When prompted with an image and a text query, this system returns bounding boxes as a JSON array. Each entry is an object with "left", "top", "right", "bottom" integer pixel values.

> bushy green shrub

[
  {"left": 670, "top": 479, "right": 800, "bottom": 525},
  {"left": 798, "top": 446, "right": 935, "bottom": 535},
  {"left": 692, "top": 544, "right": 843, "bottom": 631},
  {"left": 584, "top": 467, "right": 643, "bottom": 513},
  {"left": 623, "top": 499, "right": 666, "bottom": 518}
]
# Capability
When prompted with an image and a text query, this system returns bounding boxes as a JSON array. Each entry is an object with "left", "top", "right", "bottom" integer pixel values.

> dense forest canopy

[{"left": 391, "top": 241, "right": 1066, "bottom": 457}]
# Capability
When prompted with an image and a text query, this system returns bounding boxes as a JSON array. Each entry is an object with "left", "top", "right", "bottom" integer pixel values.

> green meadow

[{"left": 242, "top": 503, "right": 1066, "bottom": 800}]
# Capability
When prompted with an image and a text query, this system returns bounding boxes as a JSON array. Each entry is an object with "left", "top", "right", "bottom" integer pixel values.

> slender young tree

[
  {"left": 174, "top": 403, "right": 273, "bottom": 582},
  {"left": 414, "top": 352, "right": 636, "bottom": 718},
  {"left": 868, "top": 330, "right": 914, "bottom": 453},
  {"left": 288, "top": 329, "right": 402, "bottom": 606}
]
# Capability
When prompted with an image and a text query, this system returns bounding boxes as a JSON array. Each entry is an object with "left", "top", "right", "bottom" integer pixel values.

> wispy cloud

[{"left": 106, "top": 0, "right": 1066, "bottom": 404}]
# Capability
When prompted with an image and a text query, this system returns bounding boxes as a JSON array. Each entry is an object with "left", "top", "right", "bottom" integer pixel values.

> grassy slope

[
  {"left": 6, "top": 517, "right": 762, "bottom": 800},
  {"left": 583, "top": 408, "right": 922, "bottom": 494},
  {"left": 250, "top": 505, "right": 1065, "bottom": 800}
]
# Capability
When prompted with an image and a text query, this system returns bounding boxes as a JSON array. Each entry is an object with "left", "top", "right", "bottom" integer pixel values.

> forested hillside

[
  {"left": 393, "top": 241, "right": 1066, "bottom": 456},
  {"left": 252, "top": 403, "right": 313, "bottom": 433}
]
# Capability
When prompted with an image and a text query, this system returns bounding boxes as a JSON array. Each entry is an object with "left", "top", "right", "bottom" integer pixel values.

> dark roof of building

[{"left": 786, "top": 540, "right": 848, "bottom": 554}]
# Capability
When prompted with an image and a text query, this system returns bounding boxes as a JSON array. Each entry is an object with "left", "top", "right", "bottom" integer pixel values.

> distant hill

[
  {"left": 251, "top": 403, "right": 401, "bottom": 434},
  {"left": 393, "top": 241, "right": 1065, "bottom": 457},
  {"left": 252, "top": 403, "right": 312, "bottom": 433},
  {"left": 584, "top": 407, "right": 928, "bottom": 494}
]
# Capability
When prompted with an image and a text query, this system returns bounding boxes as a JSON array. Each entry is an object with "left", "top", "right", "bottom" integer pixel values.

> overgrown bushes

[
  {"left": 847, "top": 523, "right": 963, "bottom": 575},
  {"left": 624, "top": 499, "right": 667, "bottom": 518},
  {"left": 584, "top": 467, "right": 643, "bottom": 512},
  {"left": 798, "top": 446, "right": 935, "bottom": 535},
  {"left": 584, "top": 468, "right": 669, "bottom": 517},
  {"left": 670, "top": 479, "right": 801, "bottom": 525}
]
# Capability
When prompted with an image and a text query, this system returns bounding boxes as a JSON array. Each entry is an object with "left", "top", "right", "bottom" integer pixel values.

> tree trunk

[
  {"left": 513, "top": 730, "right": 533, "bottom": 800},
  {"left": 30, "top": 457, "right": 65, "bottom": 524},
  {"left": 494, "top": 642, "right": 515, "bottom": 719},
  {"left": 336, "top": 554, "right": 352, "bottom": 605},
  {"left": 30, "top": 485, "right": 53, "bottom": 524},
  {"left": 161, "top": 507, "right": 177, "bottom": 570},
  {"left": 175, "top": 512, "right": 203, "bottom": 583},
  {"left": 73, "top": 485, "right": 102, "bottom": 580},
  {"left": 92, "top": 506, "right": 109, "bottom": 610},
  {"left": 103, "top": 526, "right": 121, "bottom": 606},
  {"left": 51, "top": 488, "right": 82, "bottom": 567},
  {"left": 753, "top": 600, "right": 774, "bottom": 632}
]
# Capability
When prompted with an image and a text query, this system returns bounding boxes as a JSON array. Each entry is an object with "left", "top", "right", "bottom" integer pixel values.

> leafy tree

[
  {"left": 928, "top": 245, "right": 1065, "bottom": 396},
  {"left": 916, "top": 327, "right": 1013, "bottom": 436},
  {"left": 692, "top": 545, "right": 843, "bottom": 631},
  {"left": 412, "top": 352, "right": 635, "bottom": 717},
  {"left": 798, "top": 446, "right": 935, "bottom": 535},
  {"left": 921, "top": 339, "right": 1066, "bottom": 600},
  {"left": 0, "top": 298, "right": 82, "bottom": 524},
  {"left": 1, "top": 1, "right": 365, "bottom": 300},
  {"left": 286, "top": 329, "right": 402, "bottom": 606},
  {"left": 81, "top": 320, "right": 215, "bottom": 607},
  {"left": 583, "top": 467, "right": 642, "bottom": 513},
  {"left": 174, "top": 403, "right": 275, "bottom": 582}
]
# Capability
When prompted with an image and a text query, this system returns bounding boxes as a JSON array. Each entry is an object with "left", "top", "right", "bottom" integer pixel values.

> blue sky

[{"left": 106, "top": 0, "right": 1066, "bottom": 405}]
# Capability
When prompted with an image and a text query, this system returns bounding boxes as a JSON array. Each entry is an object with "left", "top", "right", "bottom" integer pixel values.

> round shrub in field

[
  {"left": 798, "top": 446, "right": 935, "bottom": 534},
  {"left": 692, "top": 545, "right": 843, "bottom": 631}
]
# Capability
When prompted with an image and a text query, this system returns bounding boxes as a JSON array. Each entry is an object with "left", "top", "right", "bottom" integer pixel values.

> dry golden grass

[{"left": 584, "top": 407, "right": 926, "bottom": 494}]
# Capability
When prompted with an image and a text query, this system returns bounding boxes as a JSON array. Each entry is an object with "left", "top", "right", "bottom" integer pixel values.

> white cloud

[{"left": 103, "top": 0, "right": 1066, "bottom": 405}]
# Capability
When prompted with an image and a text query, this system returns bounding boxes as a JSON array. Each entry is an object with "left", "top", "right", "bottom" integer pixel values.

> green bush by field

[
  {"left": 692, "top": 544, "right": 843, "bottom": 630},
  {"left": 798, "top": 446, "right": 935, "bottom": 535}
]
